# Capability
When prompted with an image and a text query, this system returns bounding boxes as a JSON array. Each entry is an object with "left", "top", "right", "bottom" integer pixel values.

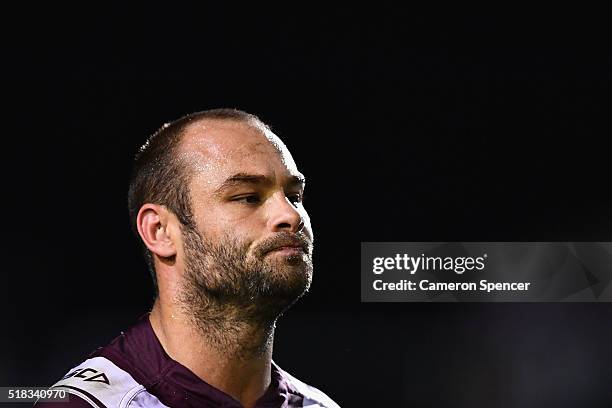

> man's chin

[
  {"left": 262, "top": 259, "right": 312, "bottom": 287},
  {"left": 254, "top": 282, "right": 311, "bottom": 319},
  {"left": 256, "top": 262, "right": 312, "bottom": 303}
]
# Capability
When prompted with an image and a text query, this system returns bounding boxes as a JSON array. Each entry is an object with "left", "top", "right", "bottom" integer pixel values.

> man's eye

[
  {"left": 234, "top": 195, "right": 261, "bottom": 204},
  {"left": 287, "top": 194, "right": 303, "bottom": 204}
]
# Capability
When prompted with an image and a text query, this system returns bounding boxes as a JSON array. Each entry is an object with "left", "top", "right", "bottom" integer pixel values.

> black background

[{"left": 2, "top": 11, "right": 612, "bottom": 407}]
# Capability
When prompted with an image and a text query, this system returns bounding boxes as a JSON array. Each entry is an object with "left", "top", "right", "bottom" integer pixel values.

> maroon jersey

[{"left": 35, "top": 314, "right": 339, "bottom": 408}]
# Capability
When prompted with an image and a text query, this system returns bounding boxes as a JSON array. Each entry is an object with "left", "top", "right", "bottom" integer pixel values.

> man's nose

[{"left": 267, "top": 192, "right": 304, "bottom": 233}]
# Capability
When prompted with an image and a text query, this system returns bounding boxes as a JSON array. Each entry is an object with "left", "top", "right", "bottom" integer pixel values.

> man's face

[{"left": 176, "top": 119, "right": 313, "bottom": 320}]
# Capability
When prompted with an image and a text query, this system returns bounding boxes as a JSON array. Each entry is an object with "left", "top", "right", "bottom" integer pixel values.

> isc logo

[{"left": 62, "top": 368, "right": 110, "bottom": 385}]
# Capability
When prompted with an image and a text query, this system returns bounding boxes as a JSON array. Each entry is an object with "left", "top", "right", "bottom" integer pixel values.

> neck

[{"left": 149, "top": 298, "right": 276, "bottom": 408}]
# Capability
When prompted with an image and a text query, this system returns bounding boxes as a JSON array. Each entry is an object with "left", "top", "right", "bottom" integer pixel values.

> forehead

[{"left": 178, "top": 119, "right": 300, "bottom": 182}]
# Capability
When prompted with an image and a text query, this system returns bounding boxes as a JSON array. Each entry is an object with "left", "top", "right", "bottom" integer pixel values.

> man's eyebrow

[{"left": 214, "top": 173, "right": 305, "bottom": 194}]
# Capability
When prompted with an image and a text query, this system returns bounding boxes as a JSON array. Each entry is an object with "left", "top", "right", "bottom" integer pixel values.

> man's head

[{"left": 127, "top": 109, "right": 313, "bottom": 325}]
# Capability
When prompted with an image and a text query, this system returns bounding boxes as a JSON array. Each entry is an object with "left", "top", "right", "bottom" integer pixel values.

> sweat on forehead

[{"left": 175, "top": 118, "right": 297, "bottom": 173}]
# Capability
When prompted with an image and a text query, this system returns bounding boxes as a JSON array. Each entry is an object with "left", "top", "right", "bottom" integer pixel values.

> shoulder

[
  {"left": 37, "top": 356, "right": 167, "bottom": 408},
  {"left": 276, "top": 364, "right": 341, "bottom": 408}
]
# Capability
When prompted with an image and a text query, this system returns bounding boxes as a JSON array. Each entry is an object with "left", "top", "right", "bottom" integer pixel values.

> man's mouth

[
  {"left": 270, "top": 245, "right": 304, "bottom": 252},
  {"left": 268, "top": 245, "right": 305, "bottom": 256},
  {"left": 256, "top": 232, "right": 311, "bottom": 258}
]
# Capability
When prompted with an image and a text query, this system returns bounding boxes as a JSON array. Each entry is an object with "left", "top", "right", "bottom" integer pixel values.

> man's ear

[{"left": 136, "top": 204, "right": 178, "bottom": 258}]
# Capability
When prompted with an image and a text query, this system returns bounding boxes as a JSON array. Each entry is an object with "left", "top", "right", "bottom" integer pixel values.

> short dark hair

[{"left": 127, "top": 108, "right": 267, "bottom": 294}]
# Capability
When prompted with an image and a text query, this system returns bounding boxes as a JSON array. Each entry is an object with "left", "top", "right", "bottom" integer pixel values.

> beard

[{"left": 178, "top": 224, "right": 313, "bottom": 331}]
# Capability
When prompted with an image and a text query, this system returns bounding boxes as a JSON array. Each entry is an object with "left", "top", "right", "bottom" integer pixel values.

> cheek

[
  {"left": 213, "top": 220, "right": 262, "bottom": 249},
  {"left": 193, "top": 205, "right": 238, "bottom": 236}
]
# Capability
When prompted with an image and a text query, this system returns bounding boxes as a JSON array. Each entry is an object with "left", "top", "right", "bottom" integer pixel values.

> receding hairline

[
  {"left": 180, "top": 115, "right": 270, "bottom": 140},
  {"left": 173, "top": 116, "right": 301, "bottom": 191},
  {"left": 176, "top": 115, "right": 284, "bottom": 158}
]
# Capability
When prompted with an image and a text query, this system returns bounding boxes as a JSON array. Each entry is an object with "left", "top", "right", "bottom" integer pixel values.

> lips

[
  {"left": 268, "top": 246, "right": 304, "bottom": 257},
  {"left": 271, "top": 244, "right": 303, "bottom": 251},
  {"left": 269, "top": 242, "right": 306, "bottom": 254},
  {"left": 261, "top": 234, "right": 310, "bottom": 256}
]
